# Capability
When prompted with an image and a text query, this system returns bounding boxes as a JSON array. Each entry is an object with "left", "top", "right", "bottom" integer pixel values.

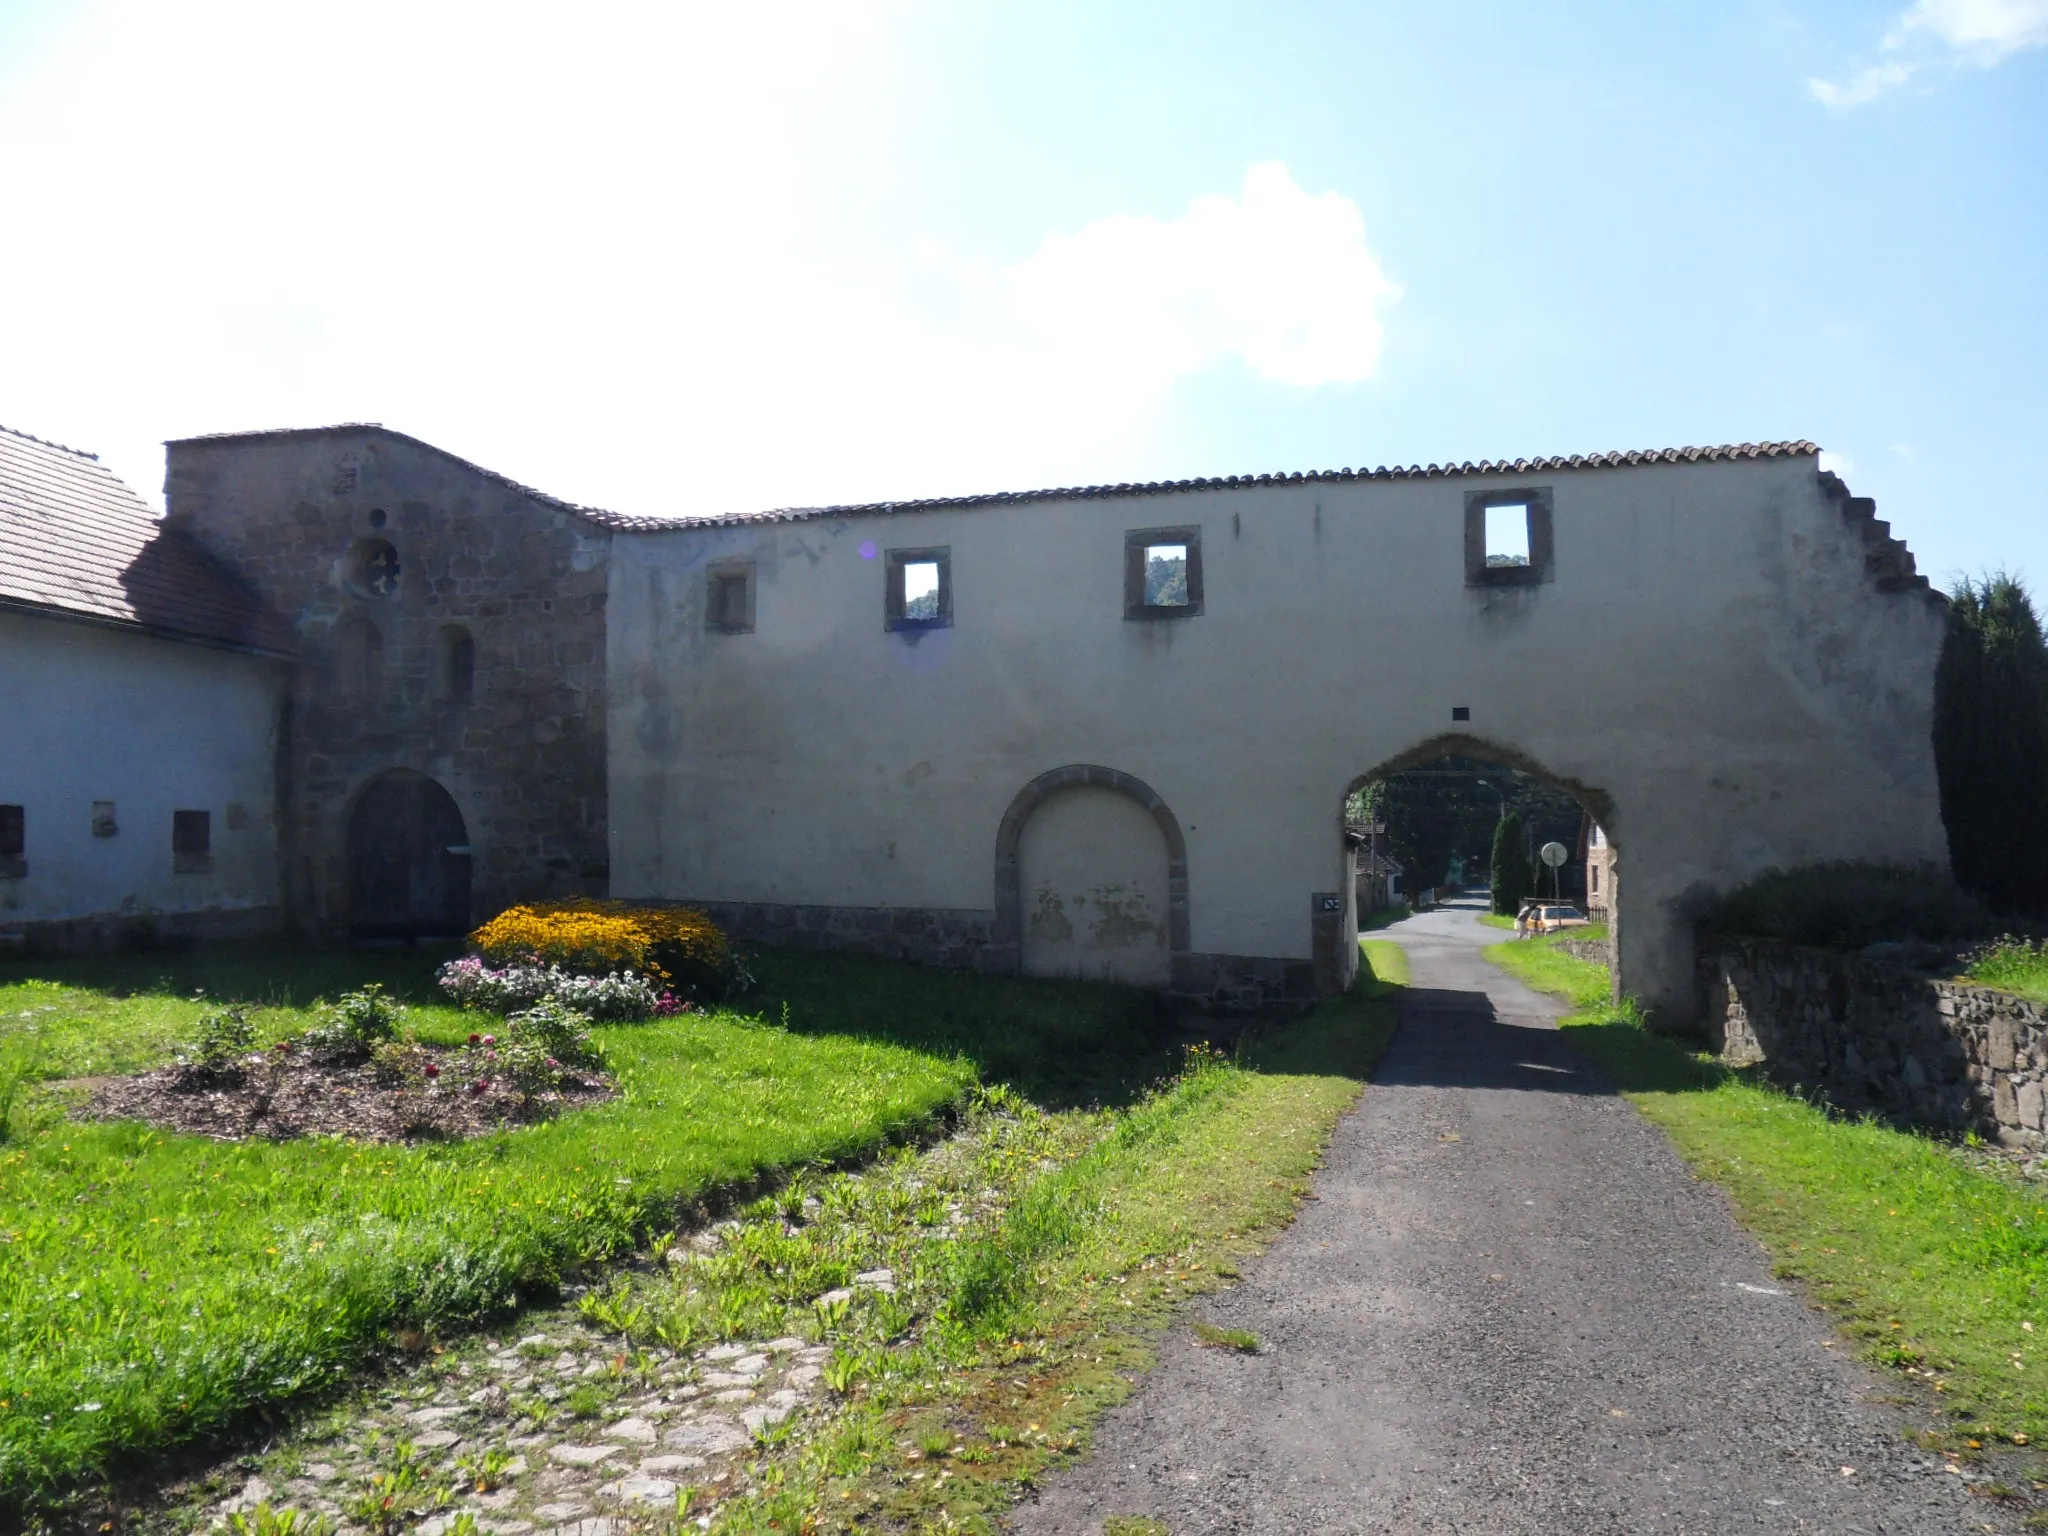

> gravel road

[{"left": 1009, "top": 896, "right": 2003, "bottom": 1534}]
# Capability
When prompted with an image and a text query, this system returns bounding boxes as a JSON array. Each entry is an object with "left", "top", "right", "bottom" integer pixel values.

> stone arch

[
  {"left": 992, "top": 765, "right": 1189, "bottom": 978},
  {"left": 1344, "top": 730, "right": 1621, "bottom": 992},
  {"left": 346, "top": 769, "right": 473, "bottom": 940},
  {"left": 1345, "top": 731, "right": 1616, "bottom": 835}
]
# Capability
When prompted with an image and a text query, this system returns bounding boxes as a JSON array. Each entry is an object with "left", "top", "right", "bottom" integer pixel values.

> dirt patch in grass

[{"left": 76, "top": 1049, "right": 616, "bottom": 1144}]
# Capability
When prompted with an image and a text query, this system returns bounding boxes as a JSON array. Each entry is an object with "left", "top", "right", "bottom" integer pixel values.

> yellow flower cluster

[{"left": 469, "top": 899, "right": 731, "bottom": 983}]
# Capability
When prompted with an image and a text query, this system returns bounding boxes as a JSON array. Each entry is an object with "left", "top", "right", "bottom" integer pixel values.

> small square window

[
  {"left": 1465, "top": 488, "right": 1554, "bottom": 586},
  {"left": 0, "top": 804, "right": 23, "bottom": 879},
  {"left": 1484, "top": 505, "right": 1530, "bottom": 568},
  {"left": 706, "top": 564, "right": 756, "bottom": 634},
  {"left": 885, "top": 547, "right": 952, "bottom": 631},
  {"left": 1125, "top": 526, "right": 1204, "bottom": 619},
  {"left": 91, "top": 800, "right": 118, "bottom": 838},
  {"left": 173, "top": 809, "right": 212, "bottom": 874}
]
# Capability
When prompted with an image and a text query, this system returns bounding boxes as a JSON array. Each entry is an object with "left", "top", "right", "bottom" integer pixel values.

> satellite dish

[{"left": 1540, "top": 841, "right": 1569, "bottom": 868}]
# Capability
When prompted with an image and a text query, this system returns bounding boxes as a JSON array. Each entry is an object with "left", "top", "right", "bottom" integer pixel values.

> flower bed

[
  {"left": 81, "top": 991, "right": 618, "bottom": 1145},
  {"left": 447, "top": 901, "right": 740, "bottom": 1015},
  {"left": 435, "top": 957, "right": 681, "bottom": 1021}
]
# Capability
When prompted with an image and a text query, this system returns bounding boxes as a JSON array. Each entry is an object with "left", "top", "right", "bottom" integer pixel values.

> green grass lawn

[
  {"left": 1487, "top": 936, "right": 2048, "bottom": 1451},
  {"left": 0, "top": 942, "right": 1182, "bottom": 1517},
  {"left": 688, "top": 941, "right": 1406, "bottom": 1531}
]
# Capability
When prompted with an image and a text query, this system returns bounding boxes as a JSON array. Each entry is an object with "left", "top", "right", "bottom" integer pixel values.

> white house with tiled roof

[
  {"left": 3, "top": 421, "right": 1949, "bottom": 1025},
  {"left": 0, "top": 425, "right": 292, "bottom": 944}
]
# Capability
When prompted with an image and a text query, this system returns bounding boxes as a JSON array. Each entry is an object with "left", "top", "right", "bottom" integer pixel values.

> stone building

[
  {"left": 4, "top": 421, "right": 1947, "bottom": 1027},
  {"left": 162, "top": 426, "right": 619, "bottom": 939}
]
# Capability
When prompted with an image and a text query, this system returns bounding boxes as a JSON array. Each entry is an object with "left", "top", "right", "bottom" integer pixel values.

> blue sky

[{"left": 0, "top": 1, "right": 2041, "bottom": 588}]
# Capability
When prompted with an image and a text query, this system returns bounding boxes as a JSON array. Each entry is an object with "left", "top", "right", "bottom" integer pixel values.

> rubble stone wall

[
  {"left": 1701, "top": 938, "right": 2048, "bottom": 1147},
  {"left": 165, "top": 428, "right": 611, "bottom": 935}
]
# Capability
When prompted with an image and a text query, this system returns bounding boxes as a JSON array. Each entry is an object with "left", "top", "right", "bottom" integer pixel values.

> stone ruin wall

[
  {"left": 165, "top": 430, "right": 612, "bottom": 936},
  {"left": 1701, "top": 937, "right": 2048, "bottom": 1148}
]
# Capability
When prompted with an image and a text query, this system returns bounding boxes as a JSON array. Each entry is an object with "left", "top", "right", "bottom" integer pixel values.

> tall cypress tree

[
  {"left": 1934, "top": 574, "right": 2048, "bottom": 914},
  {"left": 1489, "top": 811, "right": 1527, "bottom": 915}
]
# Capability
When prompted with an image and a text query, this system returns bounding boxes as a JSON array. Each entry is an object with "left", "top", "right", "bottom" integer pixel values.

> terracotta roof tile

[
  {"left": 168, "top": 423, "right": 1824, "bottom": 534},
  {"left": 0, "top": 424, "right": 295, "bottom": 655},
  {"left": 670, "top": 440, "right": 1825, "bottom": 531}
]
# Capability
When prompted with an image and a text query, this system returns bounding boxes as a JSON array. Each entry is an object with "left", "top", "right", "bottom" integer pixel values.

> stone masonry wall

[
  {"left": 1701, "top": 938, "right": 2048, "bottom": 1147},
  {"left": 165, "top": 428, "right": 611, "bottom": 935}
]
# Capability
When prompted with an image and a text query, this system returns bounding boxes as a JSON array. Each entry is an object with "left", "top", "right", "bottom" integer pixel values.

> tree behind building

[{"left": 1934, "top": 573, "right": 2048, "bottom": 915}]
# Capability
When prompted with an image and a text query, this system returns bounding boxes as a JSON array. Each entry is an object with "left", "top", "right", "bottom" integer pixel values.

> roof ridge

[
  {"left": 0, "top": 422, "right": 100, "bottom": 462},
  {"left": 164, "top": 424, "right": 1823, "bottom": 533},
  {"left": 630, "top": 439, "right": 1825, "bottom": 530},
  {"left": 166, "top": 422, "right": 625, "bottom": 527}
]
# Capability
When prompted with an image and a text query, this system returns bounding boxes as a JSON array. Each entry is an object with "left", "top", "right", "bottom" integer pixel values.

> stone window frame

[
  {"left": 172, "top": 809, "right": 212, "bottom": 875},
  {"left": 1464, "top": 487, "right": 1555, "bottom": 587},
  {"left": 345, "top": 537, "right": 403, "bottom": 600},
  {"left": 706, "top": 561, "right": 757, "bottom": 634},
  {"left": 885, "top": 546, "right": 953, "bottom": 632},
  {"left": 0, "top": 803, "right": 23, "bottom": 880},
  {"left": 1124, "top": 525, "right": 1204, "bottom": 619}
]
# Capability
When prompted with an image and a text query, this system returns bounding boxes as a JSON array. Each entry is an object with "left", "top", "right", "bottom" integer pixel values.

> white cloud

[
  {"left": 998, "top": 163, "right": 1399, "bottom": 392},
  {"left": 1809, "top": 0, "right": 2048, "bottom": 105},
  {"left": 1818, "top": 449, "right": 1856, "bottom": 478},
  {"left": 0, "top": 4, "right": 1397, "bottom": 520}
]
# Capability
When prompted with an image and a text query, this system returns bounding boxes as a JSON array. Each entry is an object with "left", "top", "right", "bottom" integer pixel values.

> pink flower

[
  {"left": 482, "top": 1035, "right": 496, "bottom": 1046},
  {"left": 470, "top": 1080, "right": 488, "bottom": 1096}
]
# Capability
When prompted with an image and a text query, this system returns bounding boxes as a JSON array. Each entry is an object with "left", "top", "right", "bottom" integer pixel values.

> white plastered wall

[
  {"left": 607, "top": 454, "right": 1948, "bottom": 1022},
  {"left": 0, "top": 611, "right": 284, "bottom": 928}
]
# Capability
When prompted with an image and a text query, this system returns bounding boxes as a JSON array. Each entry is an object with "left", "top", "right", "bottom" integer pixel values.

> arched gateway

[{"left": 347, "top": 771, "right": 471, "bottom": 941}]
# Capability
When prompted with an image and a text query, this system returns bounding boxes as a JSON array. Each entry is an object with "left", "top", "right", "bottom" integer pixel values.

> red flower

[
  {"left": 467, "top": 1033, "right": 482, "bottom": 1046},
  {"left": 423, "top": 1063, "right": 441, "bottom": 1078}
]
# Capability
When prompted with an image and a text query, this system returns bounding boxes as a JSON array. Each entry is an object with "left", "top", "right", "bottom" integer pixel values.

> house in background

[
  {"left": 1583, "top": 815, "right": 1615, "bottom": 923},
  {"left": 0, "top": 425, "right": 293, "bottom": 948}
]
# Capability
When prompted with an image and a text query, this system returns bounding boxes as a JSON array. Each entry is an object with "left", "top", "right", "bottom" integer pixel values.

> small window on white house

[
  {"left": 885, "top": 547, "right": 952, "bottom": 630},
  {"left": 707, "top": 566, "right": 755, "bottom": 633},
  {"left": 0, "top": 803, "right": 23, "bottom": 878},
  {"left": 1144, "top": 544, "right": 1190, "bottom": 606},
  {"left": 1484, "top": 504, "right": 1531, "bottom": 568},
  {"left": 172, "top": 809, "right": 212, "bottom": 874},
  {"left": 1124, "top": 526, "right": 1204, "bottom": 618},
  {"left": 903, "top": 562, "right": 940, "bottom": 619}
]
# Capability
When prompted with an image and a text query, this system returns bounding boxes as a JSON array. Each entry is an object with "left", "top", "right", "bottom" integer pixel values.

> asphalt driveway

[{"left": 1008, "top": 897, "right": 1998, "bottom": 1534}]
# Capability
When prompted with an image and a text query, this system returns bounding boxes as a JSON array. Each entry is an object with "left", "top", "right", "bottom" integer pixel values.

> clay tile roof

[
  {"left": 165, "top": 424, "right": 1823, "bottom": 534},
  {"left": 641, "top": 439, "right": 1824, "bottom": 529},
  {"left": 0, "top": 424, "right": 295, "bottom": 656}
]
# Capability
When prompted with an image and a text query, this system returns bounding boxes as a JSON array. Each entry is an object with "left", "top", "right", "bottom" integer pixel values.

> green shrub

[
  {"left": 172, "top": 1002, "right": 256, "bottom": 1085},
  {"left": 304, "top": 984, "right": 404, "bottom": 1061},
  {"left": 1705, "top": 860, "right": 1993, "bottom": 949},
  {"left": 503, "top": 998, "right": 603, "bottom": 1070}
]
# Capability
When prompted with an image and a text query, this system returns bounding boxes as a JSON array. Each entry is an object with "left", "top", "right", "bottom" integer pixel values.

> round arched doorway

[
  {"left": 994, "top": 765, "right": 1188, "bottom": 988},
  {"left": 347, "top": 771, "right": 472, "bottom": 941}
]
